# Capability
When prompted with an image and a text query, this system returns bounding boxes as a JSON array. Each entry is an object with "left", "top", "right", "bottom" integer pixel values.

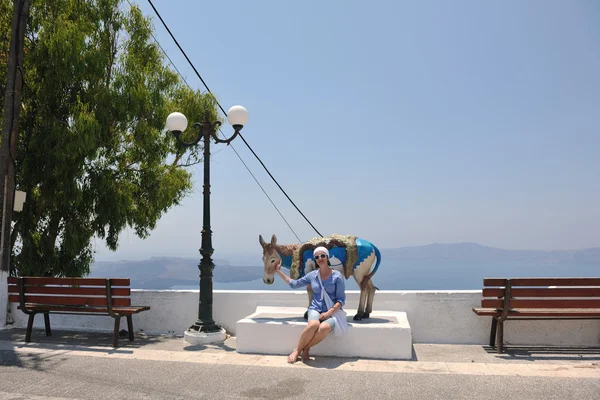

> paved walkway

[{"left": 0, "top": 328, "right": 598, "bottom": 399}]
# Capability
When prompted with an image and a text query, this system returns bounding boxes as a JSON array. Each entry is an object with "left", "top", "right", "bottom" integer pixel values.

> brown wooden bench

[
  {"left": 8, "top": 277, "right": 150, "bottom": 347},
  {"left": 473, "top": 278, "right": 600, "bottom": 353}
]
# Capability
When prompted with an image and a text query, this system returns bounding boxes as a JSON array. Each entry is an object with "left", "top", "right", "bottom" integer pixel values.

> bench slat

[
  {"left": 482, "top": 288, "right": 600, "bottom": 298},
  {"left": 473, "top": 307, "right": 600, "bottom": 317},
  {"left": 481, "top": 299, "right": 600, "bottom": 309},
  {"left": 8, "top": 285, "right": 130, "bottom": 296},
  {"left": 484, "top": 278, "right": 600, "bottom": 287},
  {"left": 7, "top": 277, "right": 130, "bottom": 286},
  {"left": 18, "top": 305, "right": 150, "bottom": 314},
  {"left": 9, "top": 295, "right": 131, "bottom": 307}
]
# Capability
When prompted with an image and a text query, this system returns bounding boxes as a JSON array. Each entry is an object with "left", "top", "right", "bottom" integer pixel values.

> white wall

[{"left": 9, "top": 290, "right": 600, "bottom": 346}]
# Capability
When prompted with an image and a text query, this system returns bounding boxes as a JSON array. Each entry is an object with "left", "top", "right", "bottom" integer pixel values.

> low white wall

[{"left": 9, "top": 290, "right": 600, "bottom": 346}]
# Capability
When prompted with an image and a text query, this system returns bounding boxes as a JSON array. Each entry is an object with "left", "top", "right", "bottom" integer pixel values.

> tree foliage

[{"left": 0, "top": 0, "right": 219, "bottom": 276}]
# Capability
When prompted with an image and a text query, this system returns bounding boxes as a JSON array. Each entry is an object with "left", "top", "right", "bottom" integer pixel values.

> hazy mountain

[
  {"left": 381, "top": 242, "right": 600, "bottom": 264},
  {"left": 89, "top": 257, "right": 264, "bottom": 289}
]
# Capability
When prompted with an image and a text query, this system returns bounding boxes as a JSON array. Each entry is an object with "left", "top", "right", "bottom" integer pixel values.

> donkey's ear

[
  {"left": 259, "top": 234, "right": 266, "bottom": 247},
  {"left": 270, "top": 234, "right": 277, "bottom": 246}
]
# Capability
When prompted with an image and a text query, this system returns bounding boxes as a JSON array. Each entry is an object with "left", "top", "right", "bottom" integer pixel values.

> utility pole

[{"left": 0, "top": 0, "right": 29, "bottom": 328}]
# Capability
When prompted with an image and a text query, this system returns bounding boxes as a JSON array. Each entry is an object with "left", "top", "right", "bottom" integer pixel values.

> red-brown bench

[
  {"left": 473, "top": 278, "right": 600, "bottom": 353},
  {"left": 8, "top": 277, "right": 150, "bottom": 347}
]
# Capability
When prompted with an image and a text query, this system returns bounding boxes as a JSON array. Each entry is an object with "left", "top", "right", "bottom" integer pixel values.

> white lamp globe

[
  {"left": 227, "top": 105, "right": 248, "bottom": 127},
  {"left": 166, "top": 112, "right": 188, "bottom": 132}
]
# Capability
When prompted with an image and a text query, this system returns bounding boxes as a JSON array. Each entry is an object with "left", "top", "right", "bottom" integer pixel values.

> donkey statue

[{"left": 259, "top": 233, "right": 381, "bottom": 321}]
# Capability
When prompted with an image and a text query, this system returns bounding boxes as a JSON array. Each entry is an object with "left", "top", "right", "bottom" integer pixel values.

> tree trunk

[
  {"left": 0, "top": 0, "right": 29, "bottom": 329},
  {"left": 0, "top": 0, "right": 29, "bottom": 274}
]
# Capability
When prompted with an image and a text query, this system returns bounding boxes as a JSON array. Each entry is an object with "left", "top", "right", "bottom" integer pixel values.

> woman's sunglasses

[{"left": 314, "top": 254, "right": 327, "bottom": 260}]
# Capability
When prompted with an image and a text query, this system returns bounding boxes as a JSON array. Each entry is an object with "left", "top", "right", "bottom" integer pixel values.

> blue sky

[{"left": 95, "top": 0, "right": 599, "bottom": 261}]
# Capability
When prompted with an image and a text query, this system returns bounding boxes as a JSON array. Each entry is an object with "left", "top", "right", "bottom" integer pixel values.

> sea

[{"left": 169, "top": 259, "right": 600, "bottom": 291}]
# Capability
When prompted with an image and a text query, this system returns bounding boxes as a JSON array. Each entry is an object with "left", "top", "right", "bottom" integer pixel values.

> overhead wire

[{"left": 130, "top": 0, "right": 313, "bottom": 241}]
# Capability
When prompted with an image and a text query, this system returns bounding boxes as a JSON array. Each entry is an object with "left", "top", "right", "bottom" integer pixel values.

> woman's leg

[
  {"left": 288, "top": 319, "right": 319, "bottom": 363},
  {"left": 302, "top": 319, "right": 334, "bottom": 361}
]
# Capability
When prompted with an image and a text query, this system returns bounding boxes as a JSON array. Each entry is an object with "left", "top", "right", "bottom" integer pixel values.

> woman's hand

[
  {"left": 274, "top": 260, "right": 292, "bottom": 284},
  {"left": 319, "top": 310, "right": 332, "bottom": 321},
  {"left": 320, "top": 302, "right": 342, "bottom": 320}
]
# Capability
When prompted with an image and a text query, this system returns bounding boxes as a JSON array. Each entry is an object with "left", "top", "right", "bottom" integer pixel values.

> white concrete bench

[{"left": 236, "top": 306, "right": 412, "bottom": 360}]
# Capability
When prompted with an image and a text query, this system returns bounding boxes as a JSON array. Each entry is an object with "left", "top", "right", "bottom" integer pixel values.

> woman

[{"left": 274, "top": 246, "right": 346, "bottom": 363}]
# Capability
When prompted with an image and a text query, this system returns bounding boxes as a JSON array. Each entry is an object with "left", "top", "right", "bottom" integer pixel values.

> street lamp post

[{"left": 166, "top": 105, "right": 248, "bottom": 344}]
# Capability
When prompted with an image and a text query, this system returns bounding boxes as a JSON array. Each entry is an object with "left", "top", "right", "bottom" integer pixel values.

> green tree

[{"left": 0, "top": 0, "right": 219, "bottom": 277}]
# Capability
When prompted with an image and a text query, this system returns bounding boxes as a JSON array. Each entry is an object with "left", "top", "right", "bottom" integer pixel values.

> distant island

[
  {"left": 89, "top": 243, "right": 600, "bottom": 290},
  {"left": 381, "top": 242, "right": 600, "bottom": 263},
  {"left": 89, "top": 256, "right": 262, "bottom": 289}
]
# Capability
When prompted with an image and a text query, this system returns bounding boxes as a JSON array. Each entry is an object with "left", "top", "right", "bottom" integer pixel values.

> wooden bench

[
  {"left": 8, "top": 277, "right": 150, "bottom": 347},
  {"left": 473, "top": 278, "right": 600, "bottom": 353}
]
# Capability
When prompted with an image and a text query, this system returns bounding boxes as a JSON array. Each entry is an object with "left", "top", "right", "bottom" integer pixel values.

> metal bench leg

[
  {"left": 497, "top": 320, "right": 504, "bottom": 354},
  {"left": 113, "top": 317, "right": 121, "bottom": 348},
  {"left": 25, "top": 313, "right": 36, "bottom": 342},
  {"left": 126, "top": 315, "right": 134, "bottom": 341},
  {"left": 489, "top": 317, "right": 498, "bottom": 347},
  {"left": 43, "top": 313, "right": 51, "bottom": 336}
]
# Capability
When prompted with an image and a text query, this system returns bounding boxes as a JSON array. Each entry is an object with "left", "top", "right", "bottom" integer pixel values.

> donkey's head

[{"left": 259, "top": 234, "right": 281, "bottom": 284}]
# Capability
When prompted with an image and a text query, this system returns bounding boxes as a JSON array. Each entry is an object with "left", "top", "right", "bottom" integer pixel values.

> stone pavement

[{"left": 0, "top": 328, "right": 599, "bottom": 399}]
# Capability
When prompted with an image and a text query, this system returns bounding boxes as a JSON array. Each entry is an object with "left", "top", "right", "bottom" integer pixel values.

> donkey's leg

[
  {"left": 352, "top": 251, "right": 376, "bottom": 320},
  {"left": 364, "top": 279, "right": 376, "bottom": 319},
  {"left": 355, "top": 285, "right": 368, "bottom": 321},
  {"left": 353, "top": 273, "right": 368, "bottom": 321}
]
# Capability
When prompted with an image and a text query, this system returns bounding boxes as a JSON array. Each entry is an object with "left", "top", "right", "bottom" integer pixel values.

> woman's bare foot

[
  {"left": 301, "top": 348, "right": 310, "bottom": 362},
  {"left": 287, "top": 349, "right": 299, "bottom": 363}
]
